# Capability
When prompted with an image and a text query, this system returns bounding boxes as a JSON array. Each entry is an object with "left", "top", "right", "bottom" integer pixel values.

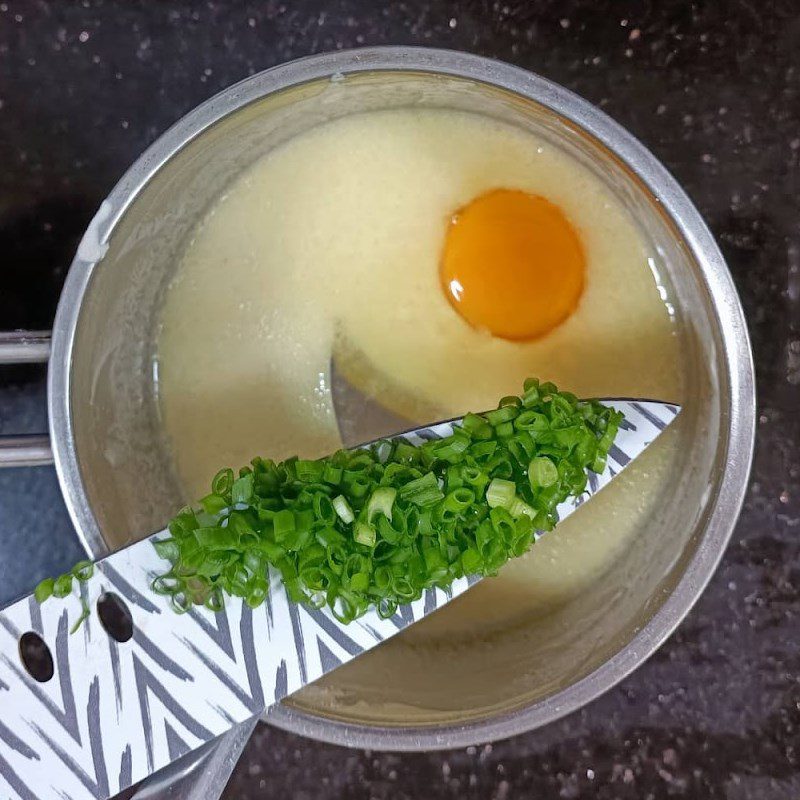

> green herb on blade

[{"left": 149, "top": 378, "right": 623, "bottom": 624}]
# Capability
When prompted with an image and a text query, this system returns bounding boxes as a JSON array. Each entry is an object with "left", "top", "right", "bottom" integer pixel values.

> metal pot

[{"left": 0, "top": 46, "right": 754, "bottom": 781}]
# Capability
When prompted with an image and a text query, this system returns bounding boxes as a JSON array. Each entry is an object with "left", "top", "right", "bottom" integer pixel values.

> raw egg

[{"left": 440, "top": 188, "right": 586, "bottom": 341}]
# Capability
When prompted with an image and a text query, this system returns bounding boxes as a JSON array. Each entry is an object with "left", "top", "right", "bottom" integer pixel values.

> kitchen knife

[{"left": 0, "top": 398, "right": 679, "bottom": 800}]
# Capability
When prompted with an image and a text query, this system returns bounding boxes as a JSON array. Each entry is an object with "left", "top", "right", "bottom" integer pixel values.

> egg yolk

[{"left": 440, "top": 189, "right": 586, "bottom": 341}]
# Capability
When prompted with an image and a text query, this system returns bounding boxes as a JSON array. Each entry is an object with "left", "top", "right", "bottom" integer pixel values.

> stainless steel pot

[{"left": 0, "top": 46, "right": 755, "bottom": 788}]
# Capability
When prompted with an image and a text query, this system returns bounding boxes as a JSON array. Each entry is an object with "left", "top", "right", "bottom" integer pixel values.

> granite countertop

[{"left": 1, "top": 1, "right": 798, "bottom": 798}]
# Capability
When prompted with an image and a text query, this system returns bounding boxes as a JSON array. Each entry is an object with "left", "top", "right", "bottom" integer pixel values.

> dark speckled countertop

[{"left": 1, "top": 1, "right": 798, "bottom": 798}]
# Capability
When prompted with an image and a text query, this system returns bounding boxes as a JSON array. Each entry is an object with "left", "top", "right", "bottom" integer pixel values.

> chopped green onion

[
  {"left": 211, "top": 468, "right": 234, "bottom": 496},
  {"left": 486, "top": 478, "right": 516, "bottom": 509},
  {"left": 461, "top": 465, "right": 489, "bottom": 492},
  {"left": 469, "top": 440, "right": 497, "bottom": 461},
  {"left": 509, "top": 496, "right": 537, "bottom": 520},
  {"left": 367, "top": 487, "right": 397, "bottom": 523},
  {"left": 71, "top": 560, "right": 94, "bottom": 582},
  {"left": 393, "top": 441, "right": 419, "bottom": 464},
  {"left": 231, "top": 473, "right": 254, "bottom": 504},
  {"left": 354, "top": 521, "right": 376, "bottom": 547},
  {"left": 461, "top": 412, "right": 493, "bottom": 439},
  {"left": 431, "top": 435, "right": 470, "bottom": 462},
  {"left": 296, "top": 459, "right": 324, "bottom": 482},
  {"left": 443, "top": 488, "right": 475, "bottom": 514},
  {"left": 494, "top": 421, "right": 514, "bottom": 438},
  {"left": 200, "top": 493, "right": 227, "bottom": 515},
  {"left": 245, "top": 579, "right": 269, "bottom": 609},
  {"left": 498, "top": 395, "right": 522, "bottom": 409},
  {"left": 153, "top": 538, "right": 180, "bottom": 562},
  {"left": 205, "top": 588, "right": 225, "bottom": 613},
  {"left": 34, "top": 577, "right": 55, "bottom": 604},
  {"left": 486, "top": 406, "right": 518, "bottom": 426},
  {"left": 170, "top": 592, "right": 193, "bottom": 614},
  {"left": 529, "top": 456, "right": 559, "bottom": 488},
  {"left": 323, "top": 463, "right": 343, "bottom": 485},
  {"left": 515, "top": 410, "right": 549, "bottom": 431},
  {"left": 53, "top": 574, "right": 73, "bottom": 599},
  {"left": 70, "top": 600, "right": 91, "bottom": 635},
  {"left": 313, "top": 493, "right": 336, "bottom": 524},
  {"left": 42, "top": 378, "right": 623, "bottom": 630},
  {"left": 273, "top": 509, "right": 295, "bottom": 541},
  {"left": 152, "top": 574, "right": 183, "bottom": 595},
  {"left": 398, "top": 472, "right": 444, "bottom": 508},
  {"left": 461, "top": 547, "right": 482, "bottom": 574},
  {"left": 333, "top": 495, "right": 355, "bottom": 524}
]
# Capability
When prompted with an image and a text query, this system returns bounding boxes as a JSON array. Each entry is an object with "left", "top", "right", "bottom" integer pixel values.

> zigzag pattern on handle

[{"left": 0, "top": 400, "right": 678, "bottom": 800}]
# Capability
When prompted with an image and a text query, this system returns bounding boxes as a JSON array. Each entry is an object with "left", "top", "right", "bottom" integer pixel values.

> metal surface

[
  {"left": 0, "top": 435, "right": 53, "bottom": 467},
  {"left": 0, "top": 330, "right": 54, "bottom": 466},
  {"left": 131, "top": 719, "right": 259, "bottom": 800},
  {"left": 0, "top": 330, "right": 52, "bottom": 364},
  {"left": 330, "top": 358, "right": 413, "bottom": 448},
  {"left": 43, "top": 47, "right": 755, "bottom": 755}
]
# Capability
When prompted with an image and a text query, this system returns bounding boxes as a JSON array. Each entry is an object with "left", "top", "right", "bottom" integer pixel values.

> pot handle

[{"left": 0, "top": 330, "right": 54, "bottom": 467}]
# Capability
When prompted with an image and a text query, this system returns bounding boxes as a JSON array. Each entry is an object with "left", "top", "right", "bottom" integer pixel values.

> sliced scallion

[
  {"left": 333, "top": 495, "right": 355, "bottom": 524},
  {"left": 486, "top": 478, "right": 516, "bottom": 509},
  {"left": 528, "top": 456, "right": 559, "bottom": 488},
  {"left": 38, "top": 378, "right": 624, "bottom": 631},
  {"left": 354, "top": 521, "right": 377, "bottom": 548},
  {"left": 367, "top": 487, "right": 397, "bottom": 524}
]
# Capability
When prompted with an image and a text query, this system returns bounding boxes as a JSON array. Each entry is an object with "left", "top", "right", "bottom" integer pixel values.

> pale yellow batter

[{"left": 156, "top": 107, "right": 682, "bottom": 655}]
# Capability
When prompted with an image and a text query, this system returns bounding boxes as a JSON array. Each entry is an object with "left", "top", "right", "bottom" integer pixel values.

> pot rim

[{"left": 48, "top": 46, "right": 756, "bottom": 750}]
